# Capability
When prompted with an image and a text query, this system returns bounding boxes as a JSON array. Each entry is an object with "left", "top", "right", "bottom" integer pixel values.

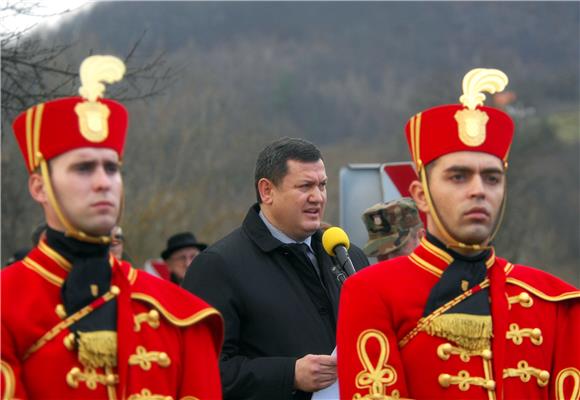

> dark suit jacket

[{"left": 182, "top": 204, "right": 369, "bottom": 400}]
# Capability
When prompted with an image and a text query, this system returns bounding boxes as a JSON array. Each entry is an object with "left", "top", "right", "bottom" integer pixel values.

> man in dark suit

[{"left": 183, "top": 137, "right": 369, "bottom": 400}]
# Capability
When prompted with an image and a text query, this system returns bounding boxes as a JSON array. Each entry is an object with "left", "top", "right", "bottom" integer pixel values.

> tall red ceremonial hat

[
  {"left": 12, "top": 55, "right": 128, "bottom": 173},
  {"left": 405, "top": 68, "right": 514, "bottom": 170}
]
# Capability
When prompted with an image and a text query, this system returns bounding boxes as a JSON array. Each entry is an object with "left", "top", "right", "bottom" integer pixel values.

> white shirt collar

[{"left": 259, "top": 209, "right": 313, "bottom": 249}]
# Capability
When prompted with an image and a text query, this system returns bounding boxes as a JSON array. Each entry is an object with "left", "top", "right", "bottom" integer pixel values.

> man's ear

[
  {"left": 409, "top": 180, "right": 429, "bottom": 214},
  {"left": 257, "top": 178, "right": 275, "bottom": 205},
  {"left": 417, "top": 227, "right": 426, "bottom": 239},
  {"left": 29, "top": 173, "right": 48, "bottom": 205}
]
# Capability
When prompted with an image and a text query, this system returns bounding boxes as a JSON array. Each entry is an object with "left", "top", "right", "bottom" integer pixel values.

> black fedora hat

[{"left": 161, "top": 232, "right": 207, "bottom": 260}]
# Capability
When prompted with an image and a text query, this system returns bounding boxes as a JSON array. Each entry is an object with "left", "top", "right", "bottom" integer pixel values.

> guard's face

[
  {"left": 48, "top": 148, "right": 122, "bottom": 236},
  {"left": 266, "top": 159, "right": 327, "bottom": 242},
  {"left": 426, "top": 151, "right": 505, "bottom": 245}
]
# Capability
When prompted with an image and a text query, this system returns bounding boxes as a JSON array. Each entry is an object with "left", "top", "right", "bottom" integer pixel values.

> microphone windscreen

[{"left": 322, "top": 226, "right": 350, "bottom": 256}]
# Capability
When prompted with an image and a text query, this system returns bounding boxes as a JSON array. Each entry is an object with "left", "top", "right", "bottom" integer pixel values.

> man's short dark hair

[{"left": 254, "top": 137, "right": 322, "bottom": 203}]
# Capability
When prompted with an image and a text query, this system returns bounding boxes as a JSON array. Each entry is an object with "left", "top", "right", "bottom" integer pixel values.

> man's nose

[
  {"left": 309, "top": 186, "right": 325, "bottom": 203},
  {"left": 469, "top": 175, "right": 486, "bottom": 198},
  {"left": 93, "top": 167, "right": 113, "bottom": 190}
]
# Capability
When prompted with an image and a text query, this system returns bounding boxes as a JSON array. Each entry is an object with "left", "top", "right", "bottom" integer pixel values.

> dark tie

[
  {"left": 293, "top": 242, "right": 321, "bottom": 277},
  {"left": 288, "top": 243, "right": 335, "bottom": 329}
]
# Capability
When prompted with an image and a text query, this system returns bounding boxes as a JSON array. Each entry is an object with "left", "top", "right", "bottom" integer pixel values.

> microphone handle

[{"left": 334, "top": 245, "right": 357, "bottom": 277}]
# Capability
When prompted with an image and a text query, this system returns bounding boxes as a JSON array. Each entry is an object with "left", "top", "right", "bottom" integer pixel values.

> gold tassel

[
  {"left": 77, "top": 330, "right": 118, "bottom": 368},
  {"left": 423, "top": 313, "right": 492, "bottom": 351}
]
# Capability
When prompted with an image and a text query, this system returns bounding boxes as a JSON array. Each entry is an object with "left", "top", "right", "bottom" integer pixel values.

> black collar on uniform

[
  {"left": 46, "top": 226, "right": 110, "bottom": 262},
  {"left": 46, "top": 227, "right": 117, "bottom": 345},
  {"left": 422, "top": 232, "right": 491, "bottom": 317}
]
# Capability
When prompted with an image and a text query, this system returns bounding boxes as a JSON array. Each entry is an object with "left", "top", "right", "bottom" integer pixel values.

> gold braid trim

[
  {"left": 25, "top": 106, "right": 35, "bottom": 171},
  {"left": 555, "top": 368, "right": 580, "bottom": 400},
  {"left": 506, "top": 278, "right": 580, "bottom": 301},
  {"left": 408, "top": 253, "right": 443, "bottom": 278},
  {"left": 399, "top": 279, "right": 489, "bottom": 348},
  {"left": 24, "top": 290, "right": 118, "bottom": 359},
  {"left": 1, "top": 360, "right": 16, "bottom": 400},
  {"left": 424, "top": 313, "right": 492, "bottom": 351},
  {"left": 127, "top": 389, "right": 173, "bottom": 400},
  {"left": 22, "top": 257, "right": 64, "bottom": 287},
  {"left": 66, "top": 366, "right": 118, "bottom": 389},
  {"left": 131, "top": 293, "right": 222, "bottom": 327},
  {"left": 77, "top": 330, "right": 118, "bottom": 368},
  {"left": 420, "top": 237, "right": 453, "bottom": 264},
  {"left": 128, "top": 346, "right": 171, "bottom": 371},
  {"left": 503, "top": 360, "right": 550, "bottom": 387},
  {"left": 353, "top": 329, "right": 398, "bottom": 400},
  {"left": 38, "top": 239, "right": 71, "bottom": 271}
]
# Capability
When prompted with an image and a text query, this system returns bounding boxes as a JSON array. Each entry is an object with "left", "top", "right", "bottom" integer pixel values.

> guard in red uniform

[
  {"left": 337, "top": 68, "right": 579, "bottom": 400},
  {"left": 1, "top": 55, "right": 223, "bottom": 399}
]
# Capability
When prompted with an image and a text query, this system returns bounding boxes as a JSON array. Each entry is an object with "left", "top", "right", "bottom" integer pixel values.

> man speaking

[{"left": 183, "top": 137, "right": 368, "bottom": 400}]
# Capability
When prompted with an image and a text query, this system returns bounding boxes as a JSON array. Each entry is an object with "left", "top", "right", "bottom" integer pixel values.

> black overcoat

[{"left": 182, "top": 204, "right": 369, "bottom": 400}]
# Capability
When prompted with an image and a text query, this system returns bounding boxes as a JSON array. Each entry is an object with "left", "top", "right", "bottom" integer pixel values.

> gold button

[
  {"left": 63, "top": 333, "right": 76, "bottom": 350},
  {"left": 148, "top": 309, "right": 159, "bottom": 319},
  {"left": 485, "top": 380, "right": 496, "bottom": 390},
  {"left": 539, "top": 370, "right": 550, "bottom": 381},
  {"left": 55, "top": 304, "right": 67, "bottom": 319},
  {"left": 437, "top": 343, "right": 452, "bottom": 360},
  {"left": 481, "top": 349, "right": 493, "bottom": 360},
  {"left": 66, "top": 367, "right": 81, "bottom": 388},
  {"left": 531, "top": 328, "right": 542, "bottom": 339},
  {"left": 106, "top": 373, "right": 117, "bottom": 385},
  {"left": 438, "top": 373, "right": 451, "bottom": 387},
  {"left": 110, "top": 285, "right": 120, "bottom": 295}
]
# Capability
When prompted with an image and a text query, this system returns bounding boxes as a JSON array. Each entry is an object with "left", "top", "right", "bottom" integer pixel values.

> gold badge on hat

[
  {"left": 455, "top": 68, "right": 508, "bottom": 147},
  {"left": 75, "top": 55, "right": 126, "bottom": 142}
]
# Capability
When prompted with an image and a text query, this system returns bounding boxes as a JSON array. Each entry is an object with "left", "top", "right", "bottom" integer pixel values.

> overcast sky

[{"left": 1, "top": 0, "right": 96, "bottom": 37}]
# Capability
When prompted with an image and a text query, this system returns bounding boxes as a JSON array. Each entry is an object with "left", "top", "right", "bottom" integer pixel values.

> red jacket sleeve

[
  {"left": 179, "top": 319, "right": 223, "bottom": 399},
  {"left": 1, "top": 321, "right": 28, "bottom": 399},
  {"left": 549, "top": 299, "right": 580, "bottom": 400},
  {"left": 337, "top": 272, "right": 410, "bottom": 400}
]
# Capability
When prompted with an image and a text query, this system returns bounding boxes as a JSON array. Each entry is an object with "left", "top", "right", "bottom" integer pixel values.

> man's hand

[{"left": 294, "top": 354, "right": 337, "bottom": 392}]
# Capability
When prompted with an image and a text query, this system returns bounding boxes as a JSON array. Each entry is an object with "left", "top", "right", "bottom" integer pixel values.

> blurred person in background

[
  {"left": 161, "top": 232, "right": 207, "bottom": 285},
  {"left": 361, "top": 197, "right": 424, "bottom": 261},
  {"left": 109, "top": 225, "right": 125, "bottom": 260}
]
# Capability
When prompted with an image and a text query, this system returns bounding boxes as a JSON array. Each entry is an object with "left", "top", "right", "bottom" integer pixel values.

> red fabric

[
  {"left": 383, "top": 163, "right": 427, "bottom": 226},
  {"left": 404, "top": 104, "right": 514, "bottom": 167},
  {"left": 12, "top": 97, "right": 128, "bottom": 173},
  {"left": 337, "top": 240, "right": 580, "bottom": 400},
  {"left": 1, "top": 242, "right": 223, "bottom": 399},
  {"left": 383, "top": 164, "right": 417, "bottom": 198},
  {"left": 152, "top": 260, "right": 171, "bottom": 281}
]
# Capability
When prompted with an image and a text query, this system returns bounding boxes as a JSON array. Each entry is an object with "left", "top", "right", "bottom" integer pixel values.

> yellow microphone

[{"left": 322, "top": 227, "right": 356, "bottom": 277}]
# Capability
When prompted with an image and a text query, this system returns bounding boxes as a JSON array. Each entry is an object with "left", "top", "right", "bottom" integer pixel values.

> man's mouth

[
  {"left": 304, "top": 208, "right": 320, "bottom": 217},
  {"left": 464, "top": 207, "right": 490, "bottom": 221},
  {"left": 92, "top": 201, "right": 114, "bottom": 208}
]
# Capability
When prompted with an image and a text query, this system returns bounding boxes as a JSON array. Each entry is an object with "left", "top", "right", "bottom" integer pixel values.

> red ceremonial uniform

[
  {"left": 337, "top": 68, "right": 580, "bottom": 399},
  {"left": 337, "top": 238, "right": 580, "bottom": 400},
  {"left": 2, "top": 55, "right": 224, "bottom": 400},
  {"left": 1, "top": 241, "right": 223, "bottom": 399}
]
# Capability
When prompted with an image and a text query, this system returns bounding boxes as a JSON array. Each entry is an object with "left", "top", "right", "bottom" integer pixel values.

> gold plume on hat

[
  {"left": 75, "top": 55, "right": 125, "bottom": 143},
  {"left": 459, "top": 68, "right": 508, "bottom": 110},
  {"left": 78, "top": 55, "right": 126, "bottom": 101}
]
